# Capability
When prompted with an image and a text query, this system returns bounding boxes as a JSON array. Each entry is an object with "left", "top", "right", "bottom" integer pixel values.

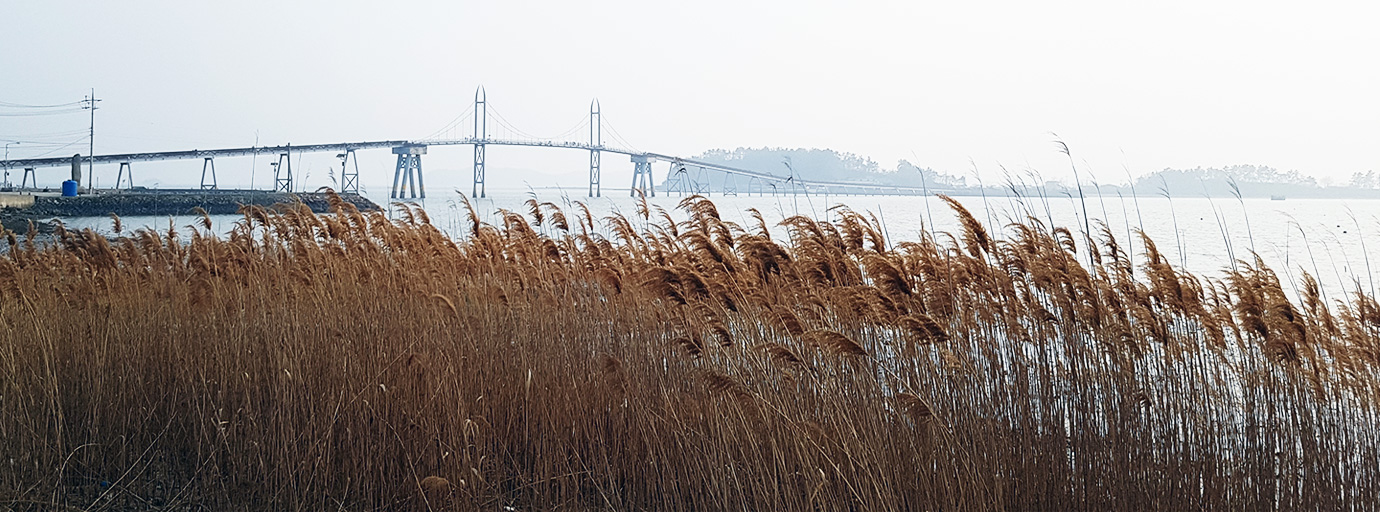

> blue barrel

[{"left": 61, "top": 180, "right": 78, "bottom": 197}]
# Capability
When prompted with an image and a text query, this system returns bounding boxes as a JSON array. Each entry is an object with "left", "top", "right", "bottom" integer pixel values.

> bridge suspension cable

[
  {"left": 419, "top": 103, "right": 476, "bottom": 141},
  {"left": 482, "top": 104, "right": 593, "bottom": 144},
  {"left": 541, "top": 116, "right": 590, "bottom": 142},
  {"left": 421, "top": 96, "right": 600, "bottom": 145},
  {"left": 598, "top": 112, "right": 640, "bottom": 153},
  {"left": 485, "top": 104, "right": 543, "bottom": 142}
]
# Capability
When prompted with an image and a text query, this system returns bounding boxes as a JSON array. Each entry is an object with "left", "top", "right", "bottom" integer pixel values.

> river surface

[{"left": 58, "top": 187, "right": 1380, "bottom": 303}]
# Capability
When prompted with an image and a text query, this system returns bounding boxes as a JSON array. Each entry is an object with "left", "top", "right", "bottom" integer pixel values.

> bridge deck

[{"left": 2, "top": 138, "right": 929, "bottom": 194}]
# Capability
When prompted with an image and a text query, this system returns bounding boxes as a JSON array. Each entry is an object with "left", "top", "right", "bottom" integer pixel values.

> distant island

[{"left": 674, "top": 147, "right": 1380, "bottom": 199}]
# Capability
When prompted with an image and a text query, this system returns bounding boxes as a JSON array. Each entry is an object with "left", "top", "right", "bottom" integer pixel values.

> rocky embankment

[{"left": 1, "top": 190, "right": 381, "bottom": 234}]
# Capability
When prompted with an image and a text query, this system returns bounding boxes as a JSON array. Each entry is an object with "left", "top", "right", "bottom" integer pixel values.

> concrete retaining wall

[{"left": 0, "top": 193, "right": 35, "bottom": 209}]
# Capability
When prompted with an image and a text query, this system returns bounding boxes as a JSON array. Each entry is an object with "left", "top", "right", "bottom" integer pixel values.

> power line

[
  {"left": 0, "top": 129, "right": 92, "bottom": 141},
  {"left": 0, "top": 100, "right": 85, "bottom": 108},
  {"left": 0, "top": 109, "right": 86, "bottom": 117},
  {"left": 0, "top": 139, "right": 90, "bottom": 147},
  {"left": 21, "top": 137, "right": 90, "bottom": 158}
]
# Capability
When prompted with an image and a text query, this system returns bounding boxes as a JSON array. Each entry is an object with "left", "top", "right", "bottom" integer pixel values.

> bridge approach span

[
  {"left": 2, "top": 141, "right": 410, "bottom": 170},
  {"left": 1, "top": 139, "right": 929, "bottom": 197},
  {"left": 2, "top": 90, "right": 931, "bottom": 197}
]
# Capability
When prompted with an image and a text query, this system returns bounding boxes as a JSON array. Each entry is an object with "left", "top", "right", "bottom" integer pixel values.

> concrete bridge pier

[
  {"left": 391, "top": 145, "right": 426, "bottom": 199},
  {"left": 630, "top": 154, "right": 655, "bottom": 197}
]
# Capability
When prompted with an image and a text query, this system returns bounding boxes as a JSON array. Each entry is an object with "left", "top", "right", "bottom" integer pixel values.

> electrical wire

[
  {"left": 17, "top": 137, "right": 90, "bottom": 158},
  {"left": 0, "top": 100, "right": 85, "bottom": 108},
  {"left": 0, "top": 129, "right": 91, "bottom": 140},
  {"left": 0, "top": 109, "right": 86, "bottom": 117},
  {"left": 486, "top": 104, "right": 541, "bottom": 141},
  {"left": 545, "top": 117, "right": 589, "bottom": 142},
  {"left": 0, "top": 140, "right": 87, "bottom": 148}
]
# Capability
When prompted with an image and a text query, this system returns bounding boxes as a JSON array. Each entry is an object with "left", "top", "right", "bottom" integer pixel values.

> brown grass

[{"left": 1, "top": 192, "right": 1378, "bottom": 510}]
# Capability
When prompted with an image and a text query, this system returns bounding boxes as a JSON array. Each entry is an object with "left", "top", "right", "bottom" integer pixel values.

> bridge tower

[
  {"left": 472, "top": 87, "right": 487, "bottom": 198},
  {"left": 588, "top": 99, "right": 601, "bottom": 197},
  {"left": 391, "top": 145, "right": 427, "bottom": 199},
  {"left": 630, "top": 154, "right": 655, "bottom": 197},
  {"left": 339, "top": 149, "right": 361, "bottom": 194},
  {"left": 273, "top": 146, "right": 293, "bottom": 193}
]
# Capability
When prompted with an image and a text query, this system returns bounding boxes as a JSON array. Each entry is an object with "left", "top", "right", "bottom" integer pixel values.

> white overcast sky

[{"left": 2, "top": 0, "right": 1377, "bottom": 189}]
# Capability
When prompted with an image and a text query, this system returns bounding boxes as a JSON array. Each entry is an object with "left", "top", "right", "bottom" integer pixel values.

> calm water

[{"left": 60, "top": 187, "right": 1380, "bottom": 302}]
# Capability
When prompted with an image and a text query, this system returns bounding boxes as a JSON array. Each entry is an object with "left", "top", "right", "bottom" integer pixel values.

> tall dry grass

[{"left": 1, "top": 191, "right": 1378, "bottom": 510}]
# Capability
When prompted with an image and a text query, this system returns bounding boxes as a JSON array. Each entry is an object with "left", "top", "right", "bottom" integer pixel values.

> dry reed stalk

[{"left": 0, "top": 194, "right": 1376, "bottom": 511}]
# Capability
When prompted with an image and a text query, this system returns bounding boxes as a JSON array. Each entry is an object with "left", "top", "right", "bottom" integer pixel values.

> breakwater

[
  {"left": 1, "top": 189, "right": 381, "bottom": 234},
  {"left": 13, "top": 189, "right": 381, "bottom": 218}
]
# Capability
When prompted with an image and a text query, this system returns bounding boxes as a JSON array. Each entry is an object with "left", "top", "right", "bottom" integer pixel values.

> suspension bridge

[{"left": 1, "top": 88, "right": 928, "bottom": 199}]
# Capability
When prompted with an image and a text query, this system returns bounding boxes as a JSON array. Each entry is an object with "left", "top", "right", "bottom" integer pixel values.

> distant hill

[
  {"left": 1110, "top": 165, "right": 1380, "bottom": 199},
  {"left": 670, "top": 149, "right": 1380, "bottom": 199},
  {"left": 680, "top": 147, "right": 965, "bottom": 191}
]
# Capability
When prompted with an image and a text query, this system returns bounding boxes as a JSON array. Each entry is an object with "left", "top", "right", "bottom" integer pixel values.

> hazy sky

[{"left": 2, "top": 0, "right": 1377, "bottom": 190}]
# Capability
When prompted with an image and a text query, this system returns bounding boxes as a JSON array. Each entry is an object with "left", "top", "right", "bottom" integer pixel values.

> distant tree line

[
  {"left": 1120, "top": 164, "right": 1380, "bottom": 198},
  {"left": 683, "top": 148, "right": 1379, "bottom": 199},
  {"left": 1348, "top": 170, "right": 1380, "bottom": 189},
  {"left": 688, "top": 147, "right": 966, "bottom": 189}
]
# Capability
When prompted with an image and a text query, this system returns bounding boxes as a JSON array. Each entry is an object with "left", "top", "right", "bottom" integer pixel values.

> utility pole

[
  {"left": 783, "top": 156, "right": 798, "bottom": 215},
  {"left": 81, "top": 89, "right": 101, "bottom": 193},
  {"left": 3, "top": 141, "right": 17, "bottom": 189}
]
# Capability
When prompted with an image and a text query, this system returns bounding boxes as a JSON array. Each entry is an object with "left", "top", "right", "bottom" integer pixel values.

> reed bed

[{"left": 1, "top": 192, "right": 1378, "bottom": 511}]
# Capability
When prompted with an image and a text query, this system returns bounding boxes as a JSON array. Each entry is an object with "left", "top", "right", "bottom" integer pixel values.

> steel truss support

[
  {"left": 721, "top": 172, "right": 737, "bottom": 196},
  {"left": 472, "top": 144, "right": 486, "bottom": 198},
  {"left": 693, "top": 167, "right": 710, "bottom": 196},
  {"left": 630, "top": 154, "right": 655, "bottom": 197},
  {"left": 273, "top": 150, "right": 293, "bottom": 193},
  {"left": 116, "top": 162, "right": 134, "bottom": 189},
  {"left": 338, "top": 149, "right": 361, "bottom": 194},
  {"left": 589, "top": 149, "right": 601, "bottom": 197},
  {"left": 588, "top": 99, "right": 601, "bottom": 197},
  {"left": 200, "top": 157, "right": 217, "bottom": 190},
  {"left": 390, "top": 145, "right": 427, "bottom": 199},
  {"left": 665, "top": 161, "right": 689, "bottom": 196},
  {"left": 472, "top": 87, "right": 487, "bottom": 198}
]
